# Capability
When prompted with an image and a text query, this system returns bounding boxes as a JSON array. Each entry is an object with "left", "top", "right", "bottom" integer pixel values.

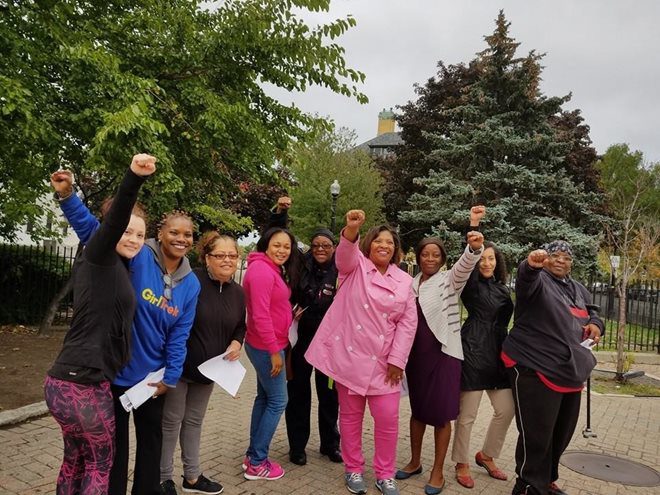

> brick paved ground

[{"left": 0, "top": 358, "right": 658, "bottom": 495}]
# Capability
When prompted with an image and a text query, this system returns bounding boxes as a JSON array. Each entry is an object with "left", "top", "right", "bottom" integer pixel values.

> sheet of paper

[
  {"left": 119, "top": 367, "right": 165, "bottom": 412},
  {"left": 288, "top": 320, "right": 299, "bottom": 348},
  {"left": 198, "top": 352, "right": 246, "bottom": 397}
]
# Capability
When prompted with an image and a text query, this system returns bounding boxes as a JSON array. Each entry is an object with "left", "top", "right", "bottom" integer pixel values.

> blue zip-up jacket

[{"left": 59, "top": 194, "right": 200, "bottom": 387}]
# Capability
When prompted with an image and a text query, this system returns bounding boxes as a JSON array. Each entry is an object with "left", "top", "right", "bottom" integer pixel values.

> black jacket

[
  {"left": 502, "top": 261, "right": 604, "bottom": 388},
  {"left": 292, "top": 251, "right": 338, "bottom": 347},
  {"left": 182, "top": 268, "right": 247, "bottom": 384},
  {"left": 49, "top": 170, "right": 146, "bottom": 383},
  {"left": 460, "top": 270, "right": 514, "bottom": 391}
]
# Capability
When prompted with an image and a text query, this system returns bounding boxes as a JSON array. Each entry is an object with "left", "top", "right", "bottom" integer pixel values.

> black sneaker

[
  {"left": 182, "top": 474, "right": 224, "bottom": 494},
  {"left": 160, "top": 480, "right": 178, "bottom": 495}
]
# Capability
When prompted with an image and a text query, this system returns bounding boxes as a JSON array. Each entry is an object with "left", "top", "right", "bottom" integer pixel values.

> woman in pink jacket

[
  {"left": 242, "top": 226, "right": 301, "bottom": 481},
  {"left": 306, "top": 210, "right": 418, "bottom": 495}
]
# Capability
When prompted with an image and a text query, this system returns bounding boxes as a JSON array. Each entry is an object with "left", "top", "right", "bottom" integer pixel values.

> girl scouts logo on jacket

[{"left": 142, "top": 288, "right": 180, "bottom": 317}]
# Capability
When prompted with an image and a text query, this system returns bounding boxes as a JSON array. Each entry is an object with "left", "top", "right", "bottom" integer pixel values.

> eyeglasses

[
  {"left": 207, "top": 253, "right": 239, "bottom": 261},
  {"left": 549, "top": 254, "right": 573, "bottom": 263},
  {"left": 311, "top": 243, "right": 333, "bottom": 250},
  {"left": 163, "top": 274, "right": 173, "bottom": 300}
]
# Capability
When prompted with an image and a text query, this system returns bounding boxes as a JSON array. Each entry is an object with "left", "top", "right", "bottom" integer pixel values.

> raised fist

[
  {"left": 528, "top": 249, "right": 548, "bottom": 269},
  {"left": 50, "top": 170, "right": 74, "bottom": 198},
  {"left": 277, "top": 196, "right": 292, "bottom": 212},
  {"left": 345, "top": 209, "right": 366, "bottom": 229},
  {"left": 467, "top": 230, "right": 484, "bottom": 251},
  {"left": 470, "top": 205, "right": 486, "bottom": 224},
  {"left": 130, "top": 153, "right": 157, "bottom": 176}
]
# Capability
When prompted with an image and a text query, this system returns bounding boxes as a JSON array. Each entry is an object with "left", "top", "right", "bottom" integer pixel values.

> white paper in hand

[
  {"left": 288, "top": 320, "right": 299, "bottom": 348},
  {"left": 119, "top": 367, "right": 165, "bottom": 412},
  {"left": 198, "top": 352, "right": 246, "bottom": 397}
]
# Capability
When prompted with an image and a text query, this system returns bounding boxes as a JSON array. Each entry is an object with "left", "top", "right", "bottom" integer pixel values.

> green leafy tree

[
  {"left": 0, "top": 0, "right": 367, "bottom": 241},
  {"left": 596, "top": 144, "right": 660, "bottom": 378},
  {"left": 288, "top": 128, "right": 385, "bottom": 242},
  {"left": 387, "top": 11, "right": 603, "bottom": 271}
]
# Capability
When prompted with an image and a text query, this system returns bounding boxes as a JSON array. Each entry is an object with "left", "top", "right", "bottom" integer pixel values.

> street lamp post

[{"left": 330, "top": 180, "right": 341, "bottom": 234}]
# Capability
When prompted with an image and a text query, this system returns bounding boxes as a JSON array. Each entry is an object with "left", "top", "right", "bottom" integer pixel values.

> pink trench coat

[{"left": 305, "top": 233, "right": 418, "bottom": 396}]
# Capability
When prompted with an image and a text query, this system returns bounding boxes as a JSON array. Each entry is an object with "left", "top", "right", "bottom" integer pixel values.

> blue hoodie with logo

[{"left": 59, "top": 194, "right": 200, "bottom": 387}]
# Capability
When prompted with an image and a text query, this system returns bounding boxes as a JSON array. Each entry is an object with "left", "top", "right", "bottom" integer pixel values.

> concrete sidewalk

[{"left": 0, "top": 358, "right": 658, "bottom": 495}]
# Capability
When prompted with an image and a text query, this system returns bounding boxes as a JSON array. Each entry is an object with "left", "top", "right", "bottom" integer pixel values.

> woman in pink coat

[{"left": 306, "top": 210, "right": 418, "bottom": 495}]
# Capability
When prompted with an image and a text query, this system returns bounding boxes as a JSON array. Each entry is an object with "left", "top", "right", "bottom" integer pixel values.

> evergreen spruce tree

[{"left": 397, "top": 11, "right": 603, "bottom": 272}]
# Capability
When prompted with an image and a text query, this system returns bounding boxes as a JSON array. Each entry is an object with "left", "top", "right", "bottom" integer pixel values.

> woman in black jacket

[
  {"left": 46, "top": 155, "right": 155, "bottom": 495},
  {"left": 450, "top": 205, "right": 514, "bottom": 489},
  {"left": 159, "top": 231, "right": 246, "bottom": 495}
]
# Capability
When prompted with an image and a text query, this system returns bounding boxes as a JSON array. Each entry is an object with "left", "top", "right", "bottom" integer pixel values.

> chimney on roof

[{"left": 377, "top": 108, "right": 395, "bottom": 136}]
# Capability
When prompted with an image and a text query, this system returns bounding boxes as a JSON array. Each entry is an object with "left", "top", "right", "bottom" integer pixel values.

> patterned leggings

[{"left": 44, "top": 376, "right": 115, "bottom": 495}]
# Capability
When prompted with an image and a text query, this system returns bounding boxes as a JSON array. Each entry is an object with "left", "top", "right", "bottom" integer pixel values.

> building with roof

[{"left": 355, "top": 108, "right": 403, "bottom": 158}]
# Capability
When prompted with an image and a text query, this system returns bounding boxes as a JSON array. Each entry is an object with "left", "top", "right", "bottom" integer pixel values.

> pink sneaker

[
  {"left": 241, "top": 455, "right": 250, "bottom": 470},
  {"left": 244, "top": 459, "right": 285, "bottom": 480}
]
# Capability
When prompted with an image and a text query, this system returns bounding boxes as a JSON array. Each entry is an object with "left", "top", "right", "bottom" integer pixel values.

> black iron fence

[
  {"left": 585, "top": 279, "right": 659, "bottom": 353},
  {"left": 1, "top": 245, "right": 658, "bottom": 353},
  {"left": 0, "top": 243, "right": 77, "bottom": 325}
]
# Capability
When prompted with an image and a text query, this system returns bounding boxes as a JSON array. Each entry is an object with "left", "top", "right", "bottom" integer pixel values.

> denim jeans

[{"left": 245, "top": 342, "right": 288, "bottom": 464}]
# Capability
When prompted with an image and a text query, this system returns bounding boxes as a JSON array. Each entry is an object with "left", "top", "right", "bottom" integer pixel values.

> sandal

[
  {"left": 454, "top": 465, "right": 474, "bottom": 489},
  {"left": 475, "top": 451, "right": 507, "bottom": 481}
]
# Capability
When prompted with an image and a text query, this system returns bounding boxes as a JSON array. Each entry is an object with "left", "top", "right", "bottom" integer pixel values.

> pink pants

[{"left": 336, "top": 383, "right": 400, "bottom": 480}]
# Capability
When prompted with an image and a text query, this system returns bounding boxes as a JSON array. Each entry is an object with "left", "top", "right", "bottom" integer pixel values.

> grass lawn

[{"left": 591, "top": 376, "right": 660, "bottom": 397}]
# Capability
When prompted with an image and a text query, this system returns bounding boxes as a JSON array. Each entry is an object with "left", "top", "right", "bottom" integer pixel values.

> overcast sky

[{"left": 266, "top": 0, "right": 660, "bottom": 163}]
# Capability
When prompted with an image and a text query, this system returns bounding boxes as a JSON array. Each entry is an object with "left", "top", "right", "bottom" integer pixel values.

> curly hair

[{"left": 481, "top": 241, "right": 508, "bottom": 283}]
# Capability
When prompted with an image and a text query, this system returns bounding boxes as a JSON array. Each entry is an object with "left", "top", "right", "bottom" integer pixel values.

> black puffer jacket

[{"left": 460, "top": 270, "right": 514, "bottom": 391}]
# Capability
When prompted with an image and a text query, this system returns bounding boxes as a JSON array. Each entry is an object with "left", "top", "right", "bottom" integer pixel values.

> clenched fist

[
  {"left": 528, "top": 249, "right": 548, "bottom": 269},
  {"left": 467, "top": 230, "right": 484, "bottom": 251},
  {"left": 345, "top": 210, "right": 366, "bottom": 230},
  {"left": 50, "top": 170, "right": 74, "bottom": 198},
  {"left": 470, "top": 205, "right": 486, "bottom": 225},
  {"left": 276, "top": 196, "right": 292, "bottom": 212},
  {"left": 130, "top": 153, "right": 157, "bottom": 177}
]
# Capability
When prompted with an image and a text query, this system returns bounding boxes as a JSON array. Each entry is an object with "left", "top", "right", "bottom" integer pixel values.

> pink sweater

[{"left": 243, "top": 252, "right": 292, "bottom": 354}]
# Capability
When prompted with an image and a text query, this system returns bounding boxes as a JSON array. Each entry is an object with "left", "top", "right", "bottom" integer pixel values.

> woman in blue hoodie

[{"left": 51, "top": 177, "right": 201, "bottom": 495}]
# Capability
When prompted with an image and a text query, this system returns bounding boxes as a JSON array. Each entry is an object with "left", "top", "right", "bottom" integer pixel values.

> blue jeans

[{"left": 245, "top": 342, "right": 288, "bottom": 464}]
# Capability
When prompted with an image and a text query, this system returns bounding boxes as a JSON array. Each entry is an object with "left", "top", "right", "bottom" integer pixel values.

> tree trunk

[
  {"left": 38, "top": 243, "right": 82, "bottom": 336},
  {"left": 615, "top": 276, "right": 628, "bottom": 381}
]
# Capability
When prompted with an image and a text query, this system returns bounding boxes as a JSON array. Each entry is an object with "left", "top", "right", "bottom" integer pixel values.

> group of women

[
  {"left": 46, "top": 158, "right": 602, "bottom": 495},
  {"left": 48, "top": 156, "right": 243, "bottom": 495}
]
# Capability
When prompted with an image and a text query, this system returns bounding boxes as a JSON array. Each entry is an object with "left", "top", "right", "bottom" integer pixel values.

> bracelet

[{"left": 53, "top": 186, "right": 76, "bottom": 202}]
